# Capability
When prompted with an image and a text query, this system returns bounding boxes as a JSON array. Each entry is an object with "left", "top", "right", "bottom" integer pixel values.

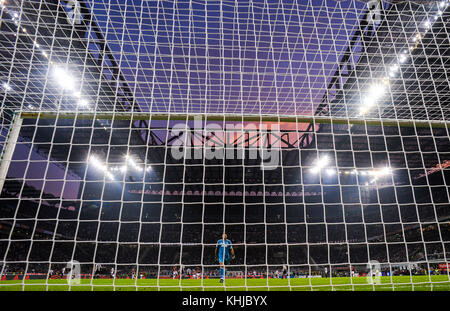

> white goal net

[{"left": 0, "top": 0, "right": 449, "bottom": 291}]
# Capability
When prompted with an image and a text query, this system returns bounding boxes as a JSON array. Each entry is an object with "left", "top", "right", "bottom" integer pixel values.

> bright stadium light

[
  {"left": 77, "top": 99, "right": 89, "bottom": 107},
  {"left": 2, "top": 82, "right": 11, "bottom": 91},
  {"left": 89, "top": 155, "right": 101, "bottom": 166},
  {"left": 389, "top": 64, "right": 399, "bottom": 77},
  {"left": 89, "top": 155, "right": 106, "bottom": 171},
  {"left": 412, "top": 33, "right": 422, "bottom": 42},
  {"left": 368, "top": 83, "right": 385, "bottom": 99},
  {"left": 52, "top": 66, "right": 76, "bottom": 91},
  {"left": 326, "top": 168, "right": 335, "bottom": 176},
  {"left": 311, "top": 155, "right": 329, "bottom": 173},
  {"left": 380, "top": 167, "right": 392, "bottom": 176},
  {"left": 124, "top": 154, "right": 144, "bottom": 172},
  {"left": 359, "top": 105, "right": 370, "bottom": 115},
  {"left": 106, "top": 172, "right": 114, "bottom": 180},
  {"left": 399, "top": 53, "right": 408, "bottom": 63},
  {"left": 360, "top": 83, "right": 386, "bottom": 115}
]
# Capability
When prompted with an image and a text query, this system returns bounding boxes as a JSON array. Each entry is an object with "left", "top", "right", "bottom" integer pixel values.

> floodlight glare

[
  {"left": 399, "top": 54, "right": 408, "bottom": 63},
  {"left": 316, "top": 156, "right": 329, "bottom": 168},
  {"left": 311, "top": 156, "right": 330, "bottom": 173},
  {"left": 380, "top": 167, "right": 392, "bottom": 175},
  {"left": 389, "top": 64, "right": 399, "bottom": 77},
  {"left": 359, "top": 106, "right": 369, "bottom": 115},
  {"left": 78, "top": 99, "right": 89, "bottom": 107},
  {"left": 310, "top": 166, "right": 320, "bottom": 174},
  {"left": 2, "top": 82, "right": 11, "bottom": 91},
  {"left": 53, "top": 66, "right": 76, "bottom": 91},
  {"left": 368, "top": 84, "right": 385, "bottom": 100},
  {"left": 89, "top": 155, "right": 101, "bottom": 166}
]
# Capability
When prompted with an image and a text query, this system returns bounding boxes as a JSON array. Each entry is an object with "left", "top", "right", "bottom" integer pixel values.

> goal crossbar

[{"left": 19, "top": 111, "right": 450, "bottom": 128}]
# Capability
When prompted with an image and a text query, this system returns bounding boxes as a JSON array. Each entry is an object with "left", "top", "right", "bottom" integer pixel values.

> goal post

[{"left": 0, "top": 113, "right": 23, "bottom": 194}]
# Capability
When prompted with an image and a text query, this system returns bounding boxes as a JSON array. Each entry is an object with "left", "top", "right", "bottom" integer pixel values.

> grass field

[{"left": 0, "top": 275, "right": 449, "bottom": 291}]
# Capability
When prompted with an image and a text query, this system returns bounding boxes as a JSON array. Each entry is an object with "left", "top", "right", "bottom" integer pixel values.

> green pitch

[{"left": 0, "top": 275, "right": 449, "bottom": 291}]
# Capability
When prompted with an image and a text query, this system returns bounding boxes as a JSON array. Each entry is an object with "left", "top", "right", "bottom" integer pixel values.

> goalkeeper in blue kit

[{"left": 215, "top": 233, "right": 235, "bottom": 282}]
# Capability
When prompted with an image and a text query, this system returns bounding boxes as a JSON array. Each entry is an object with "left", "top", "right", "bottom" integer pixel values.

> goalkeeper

[{"left": 215, "top": 233, "right": 235, "bottom": 282}]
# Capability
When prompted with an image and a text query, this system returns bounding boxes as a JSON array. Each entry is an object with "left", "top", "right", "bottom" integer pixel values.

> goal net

[{"left": 0, "top": 0, "right": 449, "bottom": 291}]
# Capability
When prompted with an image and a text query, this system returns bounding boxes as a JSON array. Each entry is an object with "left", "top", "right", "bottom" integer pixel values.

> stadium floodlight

[
  {"left": 2, "top": 82, "right": 11, "bottom": 91},
  {"left": 379, "top": 167, "right": 392, "bottom": 176},
  {"left": 359, "top": 105, "right": 370, "bottom": 115},
  {"left": 399, "top": 53, "right": 408, "bottom": 63},
  {"left": 389, "top": 64, "right": 399, "bottom": 77},
  {"left": 106, "top": 172, "right": 114, "bottom": 180},
  {"left": 311, "top": 155, "right": 329, "bottom": 173},
  {"left": 52, "top": 66, "right": 76, "bottom": 91},
  {"left": 368, "top": 167, "right": 392, "bottom": 179},
  {"left": 77, "top": 99, "right": 89, "bottom": 107},
  {"left": 89, "top": 155, "right": 100, "bottom": 166},
  {"left": 326, "top": 168, "right": 335, "bottom": 176},
  {"left": 316, "top": 155, "right": 329, "bottom": 167},
  {"left": 89, "top": 155, "right": 107, "bottom": 171},
  {"left": 360, "top": 83, "right": 386, "bottom": 114},
  {"left": 124, "top": 154, "right": 144, "bottom": 172},
  {"left": 368, "top": 83, "right": 385, "bottom": 99}
]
